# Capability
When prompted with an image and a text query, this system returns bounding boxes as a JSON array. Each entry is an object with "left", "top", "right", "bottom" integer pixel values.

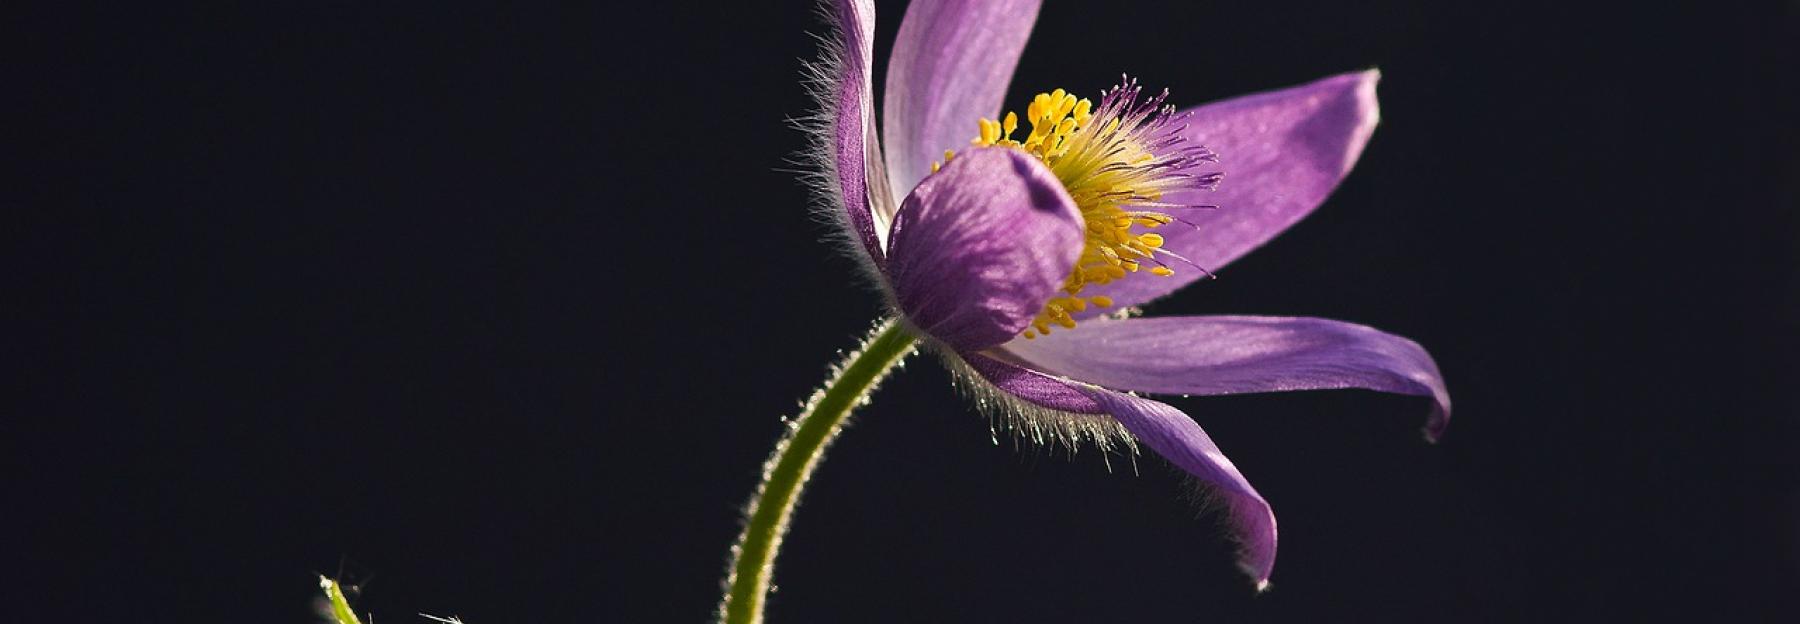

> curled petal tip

[
  {"left": 1346, "top": 69, "right": 1382, "bottom": 161},
  {"left": 1355, "top": 68, "right": 1381, "bottom": 121},
  {"left": 1357, "top": 67, "right": 1382, "bottom": 90},
  {"left": 1423, "top": 406, "right": 1450, "bottom": 444},
  {"left": 1074, "top": 389, "right": 1281, "bottom": 592},
  {"left": 1421, "top": 381, "right": 1452, "bottom": 443}
]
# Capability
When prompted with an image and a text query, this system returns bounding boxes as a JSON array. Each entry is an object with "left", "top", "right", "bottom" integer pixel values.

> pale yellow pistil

[{"left": 934, "top": 88, "right": 1190, "bottom": 339}]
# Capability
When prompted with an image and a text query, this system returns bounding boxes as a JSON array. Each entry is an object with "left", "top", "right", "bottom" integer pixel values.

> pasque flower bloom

[{"left": 806, "top": 0, "right": 1450, "bottom": 589}]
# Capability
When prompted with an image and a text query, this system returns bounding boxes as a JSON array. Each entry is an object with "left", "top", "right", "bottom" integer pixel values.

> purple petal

[
  {"left": 962, "top": 353, "right": 1105, "bottom": 414},
  {"left": 1078, "top": 388, "right": 1278, "bottom": 588},
  {"left": 1005, "top": 315, "right": 1451, "bottom": 440},
  {"left": 822, "top": 0, "right": 891, "bottom": 266},
  {"left": 1076, "top": 70, "right": 1383, "bottom": 315},
  {"left": 884, "top": 147, "right": 1082, "bottom": 352},
  {"left": 882, "top": 0, "right": 1040, "bottom": 203},
  {"left": 959, "top": 352, "right": 1278, "bottom": 585}
]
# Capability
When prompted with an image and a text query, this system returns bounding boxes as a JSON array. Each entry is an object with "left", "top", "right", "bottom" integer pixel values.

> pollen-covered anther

[
  {"left": 951, "top": 78, "right": 1218, "bottom": 339},
  {"left": 929, "top": 149, "right": 957, "bottom": 174}
]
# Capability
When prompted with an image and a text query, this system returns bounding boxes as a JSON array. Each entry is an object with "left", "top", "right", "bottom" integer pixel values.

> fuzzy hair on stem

[{"left": 717, "top": 318, "right": 919, "bottom": 624}]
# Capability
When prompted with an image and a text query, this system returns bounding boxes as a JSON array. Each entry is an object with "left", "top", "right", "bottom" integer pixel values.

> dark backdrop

[{"left": 11, "top": 1, "right": 1797, "bottom": 622}]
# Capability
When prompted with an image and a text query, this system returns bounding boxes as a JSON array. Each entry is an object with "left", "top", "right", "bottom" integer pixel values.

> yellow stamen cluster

[{"left": 947, "top": 86, "right": 1200, "bottom": 339}]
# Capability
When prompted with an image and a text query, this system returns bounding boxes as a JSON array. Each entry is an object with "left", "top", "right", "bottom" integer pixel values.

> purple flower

[{"left": 811, "top": 0, "right": 1449, "bottom": 588}]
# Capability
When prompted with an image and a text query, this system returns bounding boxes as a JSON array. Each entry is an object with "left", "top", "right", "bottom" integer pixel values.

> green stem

[
  {"left": 718, "top": 318, "right": 918, "bottom": 624},
  {"left": 319, "top": 576, "right": 365, "bottom": 624}
]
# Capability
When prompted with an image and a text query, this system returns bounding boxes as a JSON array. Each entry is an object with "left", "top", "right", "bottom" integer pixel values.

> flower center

[{"left": 933, "top": 78, "right": 1221, "bottom": 339}]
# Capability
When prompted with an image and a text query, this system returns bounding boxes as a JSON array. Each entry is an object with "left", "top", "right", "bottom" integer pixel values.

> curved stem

[{"left": 718, "top": 318, "right": 918, "bottom": 624}]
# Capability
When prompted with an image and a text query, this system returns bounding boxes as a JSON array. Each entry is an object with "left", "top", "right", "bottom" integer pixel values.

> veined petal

[
  {"left": 885, "top": 147, "right": 1082, "bottom": 352},
  {"left": 1078, "top": 389, "right": 1279, "bottom": 588},
  {"left": 1005, "top": 315, "right": 1451, "bottom": 440},
  {"left": 821, "top": 0, "right": 893, "bottom": 265},
  {"left": 882, "top": 0, "right": 1041, "bottom": 205},
  {"left": 1075, "top": 70, "right": 1383, "bottom": 314},
  {"left": 962, "top": 352, "right": 1105, "bottom": 414}
]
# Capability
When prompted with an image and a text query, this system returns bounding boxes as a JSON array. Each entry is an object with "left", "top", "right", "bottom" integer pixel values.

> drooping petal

[
  {"left": 820, "top": 0, "right": 893, "bottom": 265},
  {"left": 885, "top": 147, "right": 1083, "bottom": 352},
  {"left": 882, "top": 0, "right": 1041, "bottom": 204},
  {"left": 1005, "top": 315, "right": 1451, "bottom": 440},
  {"left": 1078, "top": 389, "right": 1279, "bottom": 588},
  {"left": 956, "top": 354, "right": 1278, "bottom": 586},
  {"left": 1076, "top": 70, "right": 1383, "bottom": 314}
]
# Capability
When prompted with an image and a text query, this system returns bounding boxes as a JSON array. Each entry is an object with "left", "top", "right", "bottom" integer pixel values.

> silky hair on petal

[
  {"left": 790, "top": 7, "right": 886, "bottom": 287},
  {"left": 936, "top": 351, "right": 1138, "bottom": 468}
]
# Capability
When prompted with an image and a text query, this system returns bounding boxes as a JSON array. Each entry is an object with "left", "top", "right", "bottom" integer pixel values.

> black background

[{"left": 11, "top": 1, "right": 1798, "bottom": 622}]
